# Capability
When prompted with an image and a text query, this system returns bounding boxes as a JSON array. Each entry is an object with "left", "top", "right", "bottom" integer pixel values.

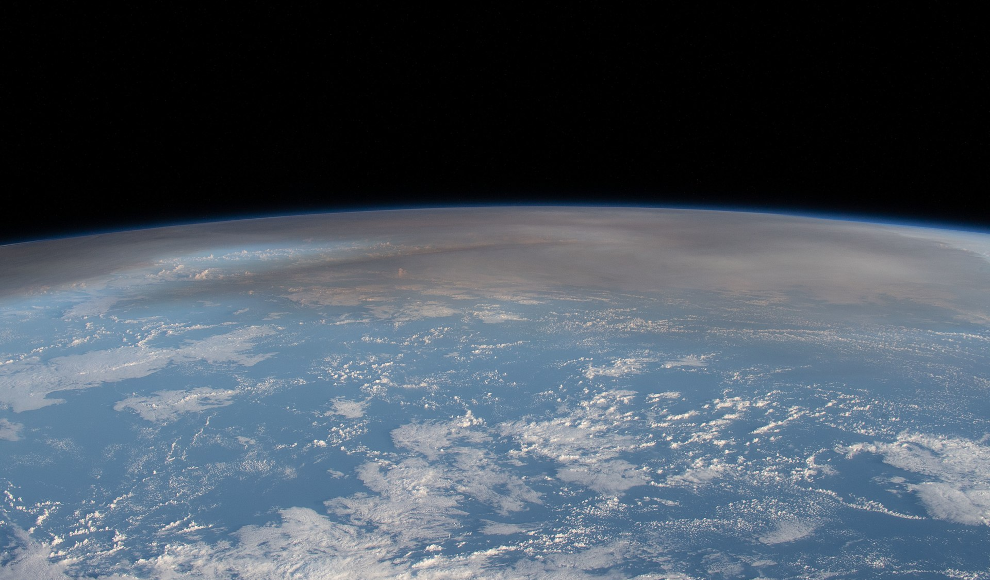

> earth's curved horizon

[{"left": 1, "top": 207, "right": 989, "bottom": 578}]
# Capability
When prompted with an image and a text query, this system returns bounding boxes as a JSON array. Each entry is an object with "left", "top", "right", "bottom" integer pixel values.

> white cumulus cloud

[
  {"left": 500, "top": 390, "right": 652, "bottom": 494},
  {"left": 843, "top": 432, "right": 990, "bottom": 526},
  {"left": 0, "top": 418, "right": 24, "bottom": 441},
  {"left": 114, "top": 387, "right": 239, "bottom": 423},
  {"left": 0, "top": 326, "right": 274, "bottom": 412}
]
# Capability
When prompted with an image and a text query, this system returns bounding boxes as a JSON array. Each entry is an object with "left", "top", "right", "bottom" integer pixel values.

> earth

[{"left": 1, "top": 207, "right": 989, "bottom": 579}]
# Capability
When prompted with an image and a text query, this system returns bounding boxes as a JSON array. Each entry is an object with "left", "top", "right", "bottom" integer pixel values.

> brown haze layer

[{"left": 2, "top": 208, "right": 988, "bottom": 324}]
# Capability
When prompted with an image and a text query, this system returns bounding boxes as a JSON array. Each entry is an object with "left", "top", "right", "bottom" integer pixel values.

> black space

[{"left": 6, "top": 6, "right": 987, "bottom": 244}]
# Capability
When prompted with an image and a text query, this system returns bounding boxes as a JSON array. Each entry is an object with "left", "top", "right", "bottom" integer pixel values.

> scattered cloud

[
  {"left": 558, "top": 459, "right": 651, "bottom": 495},
  {"left": 62, "top": 296, "right": 121, "bottom": 319},
  {"left": 285, "top": 286, "right": 381, "bottom": 307},
  {"left": 758, "top": 516, "right": 817, "bottom": 544},
  {"left": 0, "top": 418, "right": 23, "bottom": 440},
  {"left": 665, "top": 458, "right": 731, "bottom": 487},
  {"left": 645, "top": 391, "right": 680, "bottom": 403},
  {"left": 472, "top": 307, "right": 527, "bottom": 324},
  {"left": 369, "top": 301, "right": 460, "bottom": 323},
  {"left": 0, "top": 526, "right": 75, "bottom": 580},
  {"left": 842, "top": 432, "right": 990, "bottom": 525},
  {"left": 328, "top": 412, "right": 540, "bottom": 544},
  {"left": 662, "top": 354, "right": 709, "bottom": 369},
  {"left": 331, "top": 398, "right": 369, "bottom": 419},
  {"left": 0, "top": 326, "right": 274, "bottom": 412},
  {"left": 583, "top": 358, "right": 651, "bottom": 380},
  {"left": 127, "top": 506, "right": 652, "bottom": 579},
  {"left": 114, "top": 387, "right": 239, "bottom": 423},
  {"left": 500, "top": 390, "right": 653, "bottom": 494},
  {"left": 327, "top": 458, "right": 467, "bottom": 543},
  {"left": 479, "top": 521, "right": 529, "bottom": 535}
]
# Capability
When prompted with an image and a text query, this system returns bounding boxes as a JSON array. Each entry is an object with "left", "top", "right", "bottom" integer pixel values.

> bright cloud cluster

[{"left": 843, "top": 432, "right": 990, "bottom": 525}]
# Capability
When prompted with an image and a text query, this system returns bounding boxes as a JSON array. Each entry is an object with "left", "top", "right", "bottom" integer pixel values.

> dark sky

[{"left": 7, "top": 6, "right": 987, "bottom": 244}]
